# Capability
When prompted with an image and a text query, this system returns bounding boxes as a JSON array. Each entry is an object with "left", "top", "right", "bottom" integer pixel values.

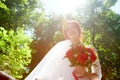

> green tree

[
  {"left": 75, "top": 0, "right": 120, "bottom": 79},
  {"left": 95, "top": 10, "right": 120, "bottom": 80},
  {"left": 0, "top": 0, "right": 47, "bottom": 79},
  {"left": 29, "top": 13, "right": 65, "bottom": 71},
  {"left": 0, "top": 27, "right": 32, "bottom": 79},
  {"left": 0, "top": 0, "right": 40, "bottom": 30}
]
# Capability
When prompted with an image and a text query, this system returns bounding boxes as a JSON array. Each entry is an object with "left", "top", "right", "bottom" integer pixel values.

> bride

[{"left": 25, "top": 20, "right": 102, "bottom": 80}]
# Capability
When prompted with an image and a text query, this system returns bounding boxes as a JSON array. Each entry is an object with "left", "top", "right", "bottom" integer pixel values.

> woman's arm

[
  {"left": 84, "top": 72, "right": 99, "bottom": 80},
  {"left": 74, "top": 64, "right": 101, "bottom": 80},
  {"left": 92, "top": 59, "right": 102, "bottom": 79},
  {"left": 84, "top": 47, "right": 102, "bottom": 80},
  {"left": 92, "top": 48, "right": 102, "bottom": 79}
]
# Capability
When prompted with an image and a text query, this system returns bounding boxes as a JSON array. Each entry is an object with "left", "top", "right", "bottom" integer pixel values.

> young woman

[{"left": 25, "top": 20, "right": 102, "bottom": 80}]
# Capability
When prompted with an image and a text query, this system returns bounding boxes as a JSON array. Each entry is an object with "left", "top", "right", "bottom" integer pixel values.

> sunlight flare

[
  {"left": 43, "top": 0, "right": 87, "bottom": 14},
  {"left": 58, "top": 0, "right": 87, "bottom": 14}
]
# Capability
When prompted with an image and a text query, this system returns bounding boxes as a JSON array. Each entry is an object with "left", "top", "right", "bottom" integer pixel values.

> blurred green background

[{"left": 0, "top": 0, "right": 120, "bottom": 79}]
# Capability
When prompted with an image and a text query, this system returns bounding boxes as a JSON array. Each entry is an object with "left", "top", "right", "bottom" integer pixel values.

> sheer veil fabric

[
  {"left": 25, "top": 40, "right": 75, "bottom": 80},
  {"left": 25, "top": 40, "right": 102, "bottom": 80}
]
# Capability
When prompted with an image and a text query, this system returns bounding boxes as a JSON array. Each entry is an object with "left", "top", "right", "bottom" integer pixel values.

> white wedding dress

[{"left": 25, "top": 40, "right": 102, "bottom": 80}]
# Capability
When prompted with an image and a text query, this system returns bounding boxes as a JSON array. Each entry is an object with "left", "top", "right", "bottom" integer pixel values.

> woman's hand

[
  {"left": 74, "top": 66, "right": 86, "bottom": 77},
  {"left": 74, "top": 66, "right": 100, "bottom": 80},
  {"left": 84, "top": 73, "right": 100, "bottom": 80}
]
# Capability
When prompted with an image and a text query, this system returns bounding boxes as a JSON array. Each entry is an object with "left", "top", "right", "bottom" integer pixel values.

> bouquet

[{"left": 65, "top": 44, "right": 97, "bottom": 80}]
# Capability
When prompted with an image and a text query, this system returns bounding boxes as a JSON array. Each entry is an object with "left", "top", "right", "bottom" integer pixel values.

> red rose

[
  {"left": 77, "top": 46, "right": 85, "bottom": 53},
  {"left": 86, "top": 48, "right": 96, "bottom": 62},
  {"left": 65, "top": 46, "right": 97, "bottom": 67},
  {"left": 77, "top": 53, "right": 88, "bottom": 65},
  {"left": 66, "top": 49, "right": 73, "bottom": 59},
  {"left": 91, "top": 54, "right": 96, "bottom": 62}
]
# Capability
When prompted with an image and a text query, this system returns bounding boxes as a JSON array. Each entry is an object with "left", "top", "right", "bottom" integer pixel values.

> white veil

[{"left": 25, "top": 40, "right": 75, "bottom": 80}]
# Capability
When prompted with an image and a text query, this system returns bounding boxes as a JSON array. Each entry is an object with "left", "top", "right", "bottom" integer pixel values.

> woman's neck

[{"left": 71, "top": 39, "right": 81, "bottom": 48}]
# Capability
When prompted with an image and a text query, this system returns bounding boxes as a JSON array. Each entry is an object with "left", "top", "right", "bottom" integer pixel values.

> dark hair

[{"left": 63, "top": 20, "right": 82, "bottom": 40}]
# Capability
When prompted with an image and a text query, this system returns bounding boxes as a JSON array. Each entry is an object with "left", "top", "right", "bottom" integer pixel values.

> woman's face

[{"left": 66, "top": 23, "right": 80, "bottom": 41}]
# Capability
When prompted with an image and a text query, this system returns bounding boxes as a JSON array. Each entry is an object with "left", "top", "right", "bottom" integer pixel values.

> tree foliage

[
  {"left": 0, "top": 0, "right": 39, "bottom": 30},
  {"left": 29, "top": 13, "right": 65, "bottom": 71},
  {"left": 0, "top": 27, "right": 32, "bottom": 79},
  {"left": 95, "top": 10, "right": 120, "bottom": 80},
  {"left": 0, "top": 0, "right": 45, "bottom": 79},
  {"left": 75, "top": 0, "right": 120, "bottom": 79}
]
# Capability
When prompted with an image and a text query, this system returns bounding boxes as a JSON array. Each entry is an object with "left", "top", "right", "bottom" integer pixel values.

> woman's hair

[{"left": 62, "top": 20, "right": 82, "bottom": 40}]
